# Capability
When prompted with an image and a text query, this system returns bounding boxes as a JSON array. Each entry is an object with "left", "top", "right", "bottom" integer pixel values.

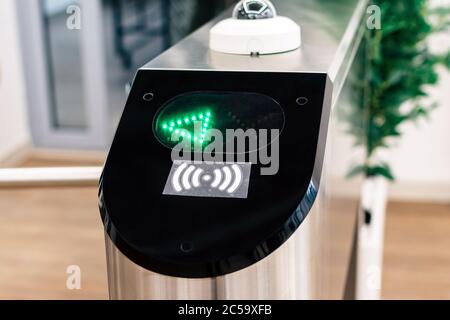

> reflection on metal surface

[
  {"left": 105, "top": 234, "right": 216, "bottom": 300},
  {"left": 216, "top": 203, "right": 318, "bottom": 299},
  {"left": 144, "top": 0, "right": 368, "bottom": 77},
  {"left": 105, "top": 202, "right": 321, "bottom": 300}
]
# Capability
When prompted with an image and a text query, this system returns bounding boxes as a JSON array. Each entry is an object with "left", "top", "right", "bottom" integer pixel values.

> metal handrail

[{"left": 0, "top": 167, "right": 102, "bottom": 188}]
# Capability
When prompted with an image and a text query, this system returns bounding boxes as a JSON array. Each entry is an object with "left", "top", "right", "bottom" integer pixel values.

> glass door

[
  {"left": 16, "top": 0, "right": 233, "bottom": 150},
  {"left": 17, "top": 0, "right": 110, "bottom": 150}
]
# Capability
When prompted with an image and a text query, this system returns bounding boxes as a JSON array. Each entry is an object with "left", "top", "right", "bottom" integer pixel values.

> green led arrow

[{"left": 158, "top": 109, "right": 215, "bottom": 147}]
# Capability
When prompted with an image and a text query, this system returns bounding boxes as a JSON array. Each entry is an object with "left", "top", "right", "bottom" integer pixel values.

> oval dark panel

[{"left": 153, "top": 91, "right": 285, "bottom": 153}]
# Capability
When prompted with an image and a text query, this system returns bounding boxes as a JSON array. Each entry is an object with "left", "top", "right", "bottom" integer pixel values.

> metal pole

[{"left": 0, "top": 167, "right": 102, "bottom": 188}]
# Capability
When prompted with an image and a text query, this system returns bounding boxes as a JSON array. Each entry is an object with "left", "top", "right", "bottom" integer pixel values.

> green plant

[{"left": 348, "top": 0, "right": 450, "bottom": 181}]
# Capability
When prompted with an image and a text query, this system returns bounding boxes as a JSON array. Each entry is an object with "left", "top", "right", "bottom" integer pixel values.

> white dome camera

[{"left": 210, "top": 0, "right": 301, "bottom": 55}]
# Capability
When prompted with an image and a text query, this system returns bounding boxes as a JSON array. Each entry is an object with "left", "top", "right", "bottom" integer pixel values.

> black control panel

[{"left": 99, "top": 70, "right": 328, "bottom": 278}]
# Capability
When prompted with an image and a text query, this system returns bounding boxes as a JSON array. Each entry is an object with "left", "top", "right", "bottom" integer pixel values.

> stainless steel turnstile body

[
  {"left": 104, "top": 0, "right": 367, "bottom": 300},
  {"left": 0, "top": 0, "right": 368, "bottom": 300}
]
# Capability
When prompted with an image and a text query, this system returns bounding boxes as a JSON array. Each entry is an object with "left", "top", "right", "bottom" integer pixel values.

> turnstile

[{"left": 99, "top": 0, "right": 368, "bottom": 300}]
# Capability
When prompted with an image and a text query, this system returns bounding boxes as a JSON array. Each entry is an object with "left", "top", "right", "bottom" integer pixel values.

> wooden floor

[
  {"left": 0, "top": 187, "right": 108, "bottom": 300},
  {"left": 0, "top": 155, "right": 449, "bottom": 299},
  {"left": 0, "top": 155, "right": 108, "bottom": 300},
  {"left": 382, "top": 202, "right": 450, "bottom": 299}
]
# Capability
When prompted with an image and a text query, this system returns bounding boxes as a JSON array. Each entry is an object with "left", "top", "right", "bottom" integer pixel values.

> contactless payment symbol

[{"left": 163, "top": 161, "right": 251, "bottom": 199}]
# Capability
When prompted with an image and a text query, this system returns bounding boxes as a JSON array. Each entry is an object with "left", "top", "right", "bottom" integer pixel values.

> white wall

[
  {"left": 387, "top": 18, "right": 450, "bottom": 202},
  {"left": 330, "top": 28, "right": 450, "bottom": 203},
  {"left": 0, "top": 0, "right": 31, "bottom": 162},
  {"left": 388, "top": 65, "right": 450, "bottom": 201}
]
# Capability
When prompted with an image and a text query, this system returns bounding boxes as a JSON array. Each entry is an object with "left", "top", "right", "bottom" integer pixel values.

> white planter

[{"left": 356, "top": 176, "right": 388, "bottom": 300}]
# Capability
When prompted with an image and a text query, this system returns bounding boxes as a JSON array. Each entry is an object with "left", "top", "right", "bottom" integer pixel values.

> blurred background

[{"left": 0, "top": 0, "right": 449, "bottom": 299}]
